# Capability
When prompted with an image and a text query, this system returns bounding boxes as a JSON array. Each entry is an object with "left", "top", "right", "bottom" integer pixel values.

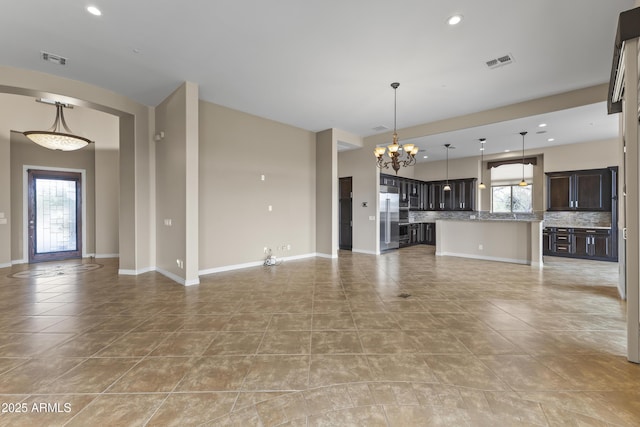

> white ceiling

[{"left": 0, "top": 0, "right": 634, "bottom": 159}]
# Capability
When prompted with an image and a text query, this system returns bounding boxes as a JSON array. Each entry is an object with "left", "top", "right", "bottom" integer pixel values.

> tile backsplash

[{"left": 542, "top": 211, "right": 612, "bottom": 228}]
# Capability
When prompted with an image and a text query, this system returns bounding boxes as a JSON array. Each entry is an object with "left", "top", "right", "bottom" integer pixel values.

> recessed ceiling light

[
  {"left": 504, "top": 149, "right": 510, "bottom": 153},
  {"left": 547, "top": 138, "right": 555, "bottom": 142},
  {"left": 538, "top": 123, "right": 547, "bottom": 128},
  {"left": 423, "top": 155, "right": 428, "bottom": 159},
  {"left": 87, "top": 6, "right": 102, "bottom": 16},
  {"left": 447, "top": 15, "right": 463, "bottom": 26}
]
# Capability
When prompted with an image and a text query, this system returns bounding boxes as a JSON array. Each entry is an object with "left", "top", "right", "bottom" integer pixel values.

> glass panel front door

[{"left": 28, "top": 170, "right": 82, "bottom": 262}]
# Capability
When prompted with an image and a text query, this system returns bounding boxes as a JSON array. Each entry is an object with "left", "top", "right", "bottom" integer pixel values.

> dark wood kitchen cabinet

[
  {"left": 546, "top": 169, "right": 611, "bottom": 211},
  {"left": 428, "top": 182, "right": 451, "bottom": 210},
  {"left": 428, "top": 178, "right": 475, "bottom": 211},
  {"left": 424, "top": 222, "right": 436, "bottom": 245},
  {"left": 453, "top": 179, "right": 476, "bottom": 211},
  {"left": 381, "top": 174, "right": 475, "bottom": 212},
  {"left": 573, "top": 228, "right": 612, "bottom": 260},
  {"left": 543, "top": 227, "right": 615, "bottom": 261}
]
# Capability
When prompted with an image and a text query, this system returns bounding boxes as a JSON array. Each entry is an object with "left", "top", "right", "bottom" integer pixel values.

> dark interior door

[
  {"left": 339, "top": 177, "right": 352, "bottom": 250},
  {"left": 28, "top": 169, "right": 82, "bottom": 263}
]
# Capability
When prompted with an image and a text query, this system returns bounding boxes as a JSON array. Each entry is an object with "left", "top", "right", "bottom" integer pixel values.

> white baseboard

[
  {"left": 94, "top": 253, "right": 119, "bottom": 259},
  {"left": 351, "top": 249, "right": 378, "bottom": 255},
  {"left": 155, "top": 267, "right": 199, "bottom": 286},
  {"left": 437, "top": 251, "right": 530, "bottom": 265},
  {"left": 286, "top": 253, "right": 319, "bottom": 261},
  {"left": 119, "top": 266, "right": 156, "bottom": 275},
  {"left": 199, "top": 260, "right": 264, "bottom": 276},
  {"left": 199, "top": 252, "right": 319, "bottom": 276},
  {"left": 315, "top": 252, "right": 338, "bottom": 259},
  {"left": 0, "top": 262, "right": 11, "bottom": 269},
  {"left": 11, "top": 259, "right": 27, "bottom": 265}
]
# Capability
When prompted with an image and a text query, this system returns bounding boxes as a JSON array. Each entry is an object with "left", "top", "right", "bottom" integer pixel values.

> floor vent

[
  {"left": 41, "top": 51, "right": 67, "bottom": 66},
  {"left": 486, "top": 53, "right": 514, "bottom": 69}
]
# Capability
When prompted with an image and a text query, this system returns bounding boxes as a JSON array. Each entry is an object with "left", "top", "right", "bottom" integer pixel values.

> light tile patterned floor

[{"left": 0, "top": 246, "right": 639, "bottom": 426}]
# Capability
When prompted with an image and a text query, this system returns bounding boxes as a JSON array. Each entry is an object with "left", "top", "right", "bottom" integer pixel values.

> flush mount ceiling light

[
  {"left": 23, "top": 101, "right": 93, "bottom": 151},
  {"left": 518, "top": 131, "right": 528, "bottom": 187},
  {"left": 478, "top": 138, "right": 487, "bottom": 190},
  {"left": 87, "top": 6, "right": 102, "bottom": 16},
  {"left": 374, "top": 82, "right": 418, "bottom": 174},
  {"left": 447, "top": 14, "right": 463, "bottom": 25}
]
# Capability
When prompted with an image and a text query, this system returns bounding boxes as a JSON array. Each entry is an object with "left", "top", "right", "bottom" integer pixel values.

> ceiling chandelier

[
  {"left": 374, "top": 82, "right": 418, "bottom": 174},
  {"left": 23, "top": 101, "right": 93, "bottom": 151},
  {"left": 519, "top": 131, "right": 528, "bottom": 187}
]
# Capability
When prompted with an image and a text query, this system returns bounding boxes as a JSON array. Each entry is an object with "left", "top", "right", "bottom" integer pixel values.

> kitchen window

[
  {"left": 492, "top": 184, "right": 532, "bottom": 213},
  {"left": 490, "top": 163, "right": 533, "bottom": 213}
]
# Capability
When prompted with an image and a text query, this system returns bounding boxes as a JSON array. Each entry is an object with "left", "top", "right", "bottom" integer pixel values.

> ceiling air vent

[
  {"left": 486, "top": 53, "right": 514, "bottom": 69},
  {"left": 41, "top": 51, "right": 67, "bottom": 66},
  {"left": 372, "top": 125, "right": 389, "bottom": 132}
]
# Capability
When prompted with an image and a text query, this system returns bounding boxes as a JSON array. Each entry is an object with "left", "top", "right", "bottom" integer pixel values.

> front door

[{"left": 28, "top": 169, "right": 82, "bottom": 263}]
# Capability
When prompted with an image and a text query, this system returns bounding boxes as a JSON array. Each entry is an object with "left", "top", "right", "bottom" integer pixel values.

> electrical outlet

[
  {"left": 478, "top": 244, "right": 483, "bottom": 250},
  {"left": 176, "top": 259, "right": 184, "bottom": 269},
  {"left": 287, "top": 244, "right": 291, "bottom": 250}
]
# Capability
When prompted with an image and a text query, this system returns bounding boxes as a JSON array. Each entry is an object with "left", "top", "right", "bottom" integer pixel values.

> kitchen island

[{"left": 435, "top": 218, "right": 544, "bottom": 267}]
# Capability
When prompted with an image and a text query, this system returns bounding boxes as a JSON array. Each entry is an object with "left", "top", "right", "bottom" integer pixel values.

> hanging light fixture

[
  {"left": 478, "top": 138, "right": 486, "bottom": 189},
  {"left": 443, "top": 143, "right": 452, "bottom": 191},
  {"left": 23, "top": 101, "right": 93, "bottom": 151},
  {"left": 374, "top": 82, "right": 418, "bottom": 174},
  {"left": 518, "top": 131, "right": 528, "bottom": 187}
]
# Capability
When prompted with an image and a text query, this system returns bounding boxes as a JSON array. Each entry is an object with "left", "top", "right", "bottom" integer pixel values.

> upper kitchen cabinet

[
  {"left": 453, "top": 179, "right": 476, "bottom": 211},
  {"left": 428, "top": 178, "right": 475, "bottom": 211},
  {"left": 546, "top": 168, "right": 612, "bottom": 211}
]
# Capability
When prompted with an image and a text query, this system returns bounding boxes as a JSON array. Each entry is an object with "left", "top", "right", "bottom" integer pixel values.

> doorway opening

[
  {"left": 339, "top": 177, "right": 353, "bottom": 250},
  {"left": 28, "top": 169, "right": 83, "bottom": 263}
]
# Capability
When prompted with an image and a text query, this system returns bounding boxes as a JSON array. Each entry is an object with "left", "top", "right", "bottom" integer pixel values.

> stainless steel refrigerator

[{"left": 380, "top": 185, "right": 400, "bottom": 251}]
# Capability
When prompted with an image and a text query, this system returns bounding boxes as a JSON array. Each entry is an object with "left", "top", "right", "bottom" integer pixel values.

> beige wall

[
  {"left": 198, "top": 101, "right": 316, "bottom": 270},
  {"left": 338, "top": 147, "right": 380, "bottom": 254},
  {"left": 1, "top": 93, "right": 119, "bottom": 263},
  {"left": 153, "top": 82, "right": 199, "bottom": 285},
  {"left": 543, "top": 138, "right": 618, "bottom": 171},
  {"left": 316, "top": 129, "right": 335, "bottom": 257}
]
